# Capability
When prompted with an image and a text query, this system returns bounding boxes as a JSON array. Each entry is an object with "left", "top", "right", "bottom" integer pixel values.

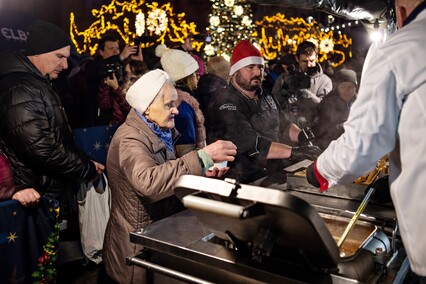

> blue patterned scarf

[{"left": 136, "top": 111, "right": 174, "bottom": 154}]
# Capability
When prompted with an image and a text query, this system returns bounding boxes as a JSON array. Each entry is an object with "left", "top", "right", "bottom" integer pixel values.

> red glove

[{"left": 306, "top": 161, "right": 329, "bottom": 192}]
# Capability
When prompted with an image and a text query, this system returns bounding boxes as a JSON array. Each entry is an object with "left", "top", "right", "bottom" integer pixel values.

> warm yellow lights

[
  {"left": 254, "top": 13, "right": 352, "bottom": 66},
  {"left": 70, "top": 0, "right": 199, "bottom": 55},
  {"left": 69, "top": 1, "right": 353, "bottom": 67}
]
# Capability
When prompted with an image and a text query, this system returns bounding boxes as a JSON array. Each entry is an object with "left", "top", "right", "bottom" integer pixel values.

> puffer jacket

[
  {"left": 0, "top": 51, "right": 97, "bottom": 200},
  {"left": 103, "top": 110, "right": 203, "bottom": 283}
]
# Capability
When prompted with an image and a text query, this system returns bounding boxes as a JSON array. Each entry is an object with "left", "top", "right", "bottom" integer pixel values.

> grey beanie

[
  {"left": 25, "top": 19, "right": 71, "bottom": 56},
  {"left": 335, "top": 69, "right": 358, "bottom": 87}
]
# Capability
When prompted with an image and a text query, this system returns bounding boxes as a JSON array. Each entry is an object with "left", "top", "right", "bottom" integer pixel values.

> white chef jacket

[{"left": 316, "top": 6, "right": 426, "bottom": 276}]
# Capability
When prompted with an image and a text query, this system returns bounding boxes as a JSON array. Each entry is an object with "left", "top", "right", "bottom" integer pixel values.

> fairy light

[
  {"left": 254, "top": 13, "right": 353, "bottom": 66},
  {"left": 69, "top": 0, "right": 356, "bottom": 67},
  {"left": 70, "top": 0, "right": 200, "bottom": 55},
  {"left": 206, "top": 0, "right": 255, "bottom": 58}
]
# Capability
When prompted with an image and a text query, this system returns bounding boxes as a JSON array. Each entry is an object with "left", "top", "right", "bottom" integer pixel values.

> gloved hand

[
  {"left": 306, "top": 161, "right": 329, "bottom": 191},
  {"left": 298, "top": 127, "right": 315, "bottom": 146},
  {"left": 290, "top": 145, "right": 322, "bottom": 161},
  {"left": 365, "top": 175, "right": 392, "bottom": 204}
]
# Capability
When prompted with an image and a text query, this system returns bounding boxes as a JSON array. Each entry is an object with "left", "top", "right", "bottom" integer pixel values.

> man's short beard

[{"left": 235, "top": 72, "right": 261, "bottom": 92}]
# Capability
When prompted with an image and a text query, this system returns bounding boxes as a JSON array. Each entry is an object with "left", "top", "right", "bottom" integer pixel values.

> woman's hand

[
  {"left": 12, "top": 188, "right": 40, "bottom": 207},
  {"left": 104, "top": 73, "right": 119, "bottom": 90},
  {"left": 203, "top": 140, "right": 237, "bottom": 162},
  {"left": 205, "top": 166, "right": 230, "bottom": 178}
]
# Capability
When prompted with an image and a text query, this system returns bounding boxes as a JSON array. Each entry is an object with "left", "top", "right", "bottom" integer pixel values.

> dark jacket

[
  {"left": 194, "top": 73, "right": 228, "bottom": 114},
  {"left": 312, "top": 90, "right": 354, "bottom": 149},
  {"left": 0, "top": 51, "right": 97, "bottom": 202},
  {"left": 206, "top": 83, "right": 292, "bottom": 183},
  {"left": 98, "top": 83, "right": 131, "bottom": 125},
  {"left": 79, "top": 55, "right": 123, "bottom": 127}
]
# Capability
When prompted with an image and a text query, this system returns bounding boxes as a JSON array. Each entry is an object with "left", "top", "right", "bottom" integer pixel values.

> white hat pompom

[{"left": 155, "top": 44, "right": 168, "bottom": 58}]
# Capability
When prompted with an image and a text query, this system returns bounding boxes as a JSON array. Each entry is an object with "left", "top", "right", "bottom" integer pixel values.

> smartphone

[{"left": 133, "top": 37, "right": 141, "bottom": 56}]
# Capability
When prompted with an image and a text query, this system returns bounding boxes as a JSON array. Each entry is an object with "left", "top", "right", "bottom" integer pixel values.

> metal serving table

[{"left": 128, "top": 175, "right": 409, "bottom": 284}]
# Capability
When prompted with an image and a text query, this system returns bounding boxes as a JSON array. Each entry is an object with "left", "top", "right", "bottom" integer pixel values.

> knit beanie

[
  {"left": 155, "top": 44, "right": 199, "bottom": 82},
  {"left": 25, "top": 19, "right": 71, "bottom": 56},
  {"left": 335, "top": 69, "right": 358, "bottom": 87},
  {"left": 230, "top": 40, "right": 264, "bottom": 75},
  {"left": 126, "top": 69, "right": 171, "bottom": 114}
]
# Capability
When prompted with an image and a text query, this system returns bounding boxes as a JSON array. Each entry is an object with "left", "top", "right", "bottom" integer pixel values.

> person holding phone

[{"left": 80, "top": 35, "right": 142, "bottom": 127}]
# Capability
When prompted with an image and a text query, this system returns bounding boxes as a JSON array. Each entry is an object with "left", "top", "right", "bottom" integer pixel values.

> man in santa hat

[{"left": 206, "top": 40, "right": 322, "bottom": 183}]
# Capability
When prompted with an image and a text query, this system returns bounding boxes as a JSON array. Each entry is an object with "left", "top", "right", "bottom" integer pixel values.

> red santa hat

[{"left": 230, "top": 40, "right": 264, "bottom": 75}]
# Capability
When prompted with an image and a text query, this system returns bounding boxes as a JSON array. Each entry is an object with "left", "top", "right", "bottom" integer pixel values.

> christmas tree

[{"left": 205, "top": 0, "right": 256, "bottom": 59}]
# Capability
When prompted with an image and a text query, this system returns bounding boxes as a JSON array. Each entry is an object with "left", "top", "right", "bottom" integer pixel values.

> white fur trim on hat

[
  {"left": 155, "top": 44, "right": 199, "bottom": 82},
  {"left": 126, "top": 69, "right": 170, "bottom": 114},
  {"left": 229, "top": 56, "right": 264, "bottom": 75}
]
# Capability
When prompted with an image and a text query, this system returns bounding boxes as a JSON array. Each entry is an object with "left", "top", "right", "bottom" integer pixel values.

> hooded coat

[
  {"left": 103, "top": 110, "right": 203, "bottom": 283},
  {"left": 272, "top": 63, "right": 332, "bottom": 128}
]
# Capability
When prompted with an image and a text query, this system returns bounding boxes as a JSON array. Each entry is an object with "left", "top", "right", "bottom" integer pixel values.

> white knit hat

[
  {"left": 155, "top": 44, "right": 199, "bottom": 82},
  {"left": 126, "top": 69, "right": 170, "bottom": 114},
  {"left": 230, "top": 40, "right": 264, "bottom": 75}
]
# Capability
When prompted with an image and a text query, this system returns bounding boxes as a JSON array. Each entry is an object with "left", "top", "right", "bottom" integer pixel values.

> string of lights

[
  {"left": 69, "top": 0, "right": 358, "bottom": 66},
  {"left": 70, "top": 0, "right": 199, "bottom": 55}
]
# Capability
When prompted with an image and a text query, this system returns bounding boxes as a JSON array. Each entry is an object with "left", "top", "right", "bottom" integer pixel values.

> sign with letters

[{"left": 0, "top": 9, "right": 35, "bottom": 52}]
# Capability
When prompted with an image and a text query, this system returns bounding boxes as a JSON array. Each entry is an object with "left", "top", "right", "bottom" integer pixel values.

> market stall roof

[{"left": 249, "top": 0, "right": 394, "bottom": 23}]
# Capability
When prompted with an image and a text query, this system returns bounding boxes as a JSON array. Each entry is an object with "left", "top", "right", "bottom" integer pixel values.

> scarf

[{"left": 136, "top": 111, "right": 174, "bottom": 154}]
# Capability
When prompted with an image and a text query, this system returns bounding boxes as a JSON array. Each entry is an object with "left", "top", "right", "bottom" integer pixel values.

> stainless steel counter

[{"left": 128, "top": 175, "right": 408, "bottom": 284}]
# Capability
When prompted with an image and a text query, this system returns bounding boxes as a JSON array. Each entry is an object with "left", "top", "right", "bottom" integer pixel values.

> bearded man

[{"left": 206, "top": 40, "right": 322, "bottom": 183}]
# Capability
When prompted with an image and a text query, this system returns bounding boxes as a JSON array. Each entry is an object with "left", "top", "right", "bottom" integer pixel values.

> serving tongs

[{"left": 337, "top": 172, "right": 385, "bottom": 249}]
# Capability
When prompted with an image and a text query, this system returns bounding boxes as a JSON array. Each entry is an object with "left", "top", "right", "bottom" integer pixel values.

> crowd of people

[{"left": 1, "top": 0, "right": 425, "bottom": 281}]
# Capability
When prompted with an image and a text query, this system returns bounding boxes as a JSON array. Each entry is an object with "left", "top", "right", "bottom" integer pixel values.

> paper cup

[{"left": 209, "top": 161, "right": 228, "bottom": 170}]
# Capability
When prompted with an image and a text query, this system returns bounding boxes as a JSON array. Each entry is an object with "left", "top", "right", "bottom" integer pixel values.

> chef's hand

[
  {"left": 290, "top": 145, "right": 322, "bottom": 161},
  {"left": 366, "top": 175, "right": 392, "bottom": 204},
  {"left": 298, "top": 127, "right": 315, "bottom": 146},
  {"left": 306, "top": 161, "right": 329, "bottom": 192}
]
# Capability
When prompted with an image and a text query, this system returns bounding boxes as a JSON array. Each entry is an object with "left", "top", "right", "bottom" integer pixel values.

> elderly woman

[{"left": 103, "top": 69, "right": 237, "bottom": 283}]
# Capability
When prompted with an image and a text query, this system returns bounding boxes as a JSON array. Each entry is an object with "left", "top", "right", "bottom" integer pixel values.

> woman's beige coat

[{"left": 103, "top": 110, "right": 203, "bottom": 283}]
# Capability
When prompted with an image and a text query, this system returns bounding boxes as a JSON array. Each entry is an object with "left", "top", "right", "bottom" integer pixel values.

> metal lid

[{"left": 174, "top": 175, "right": 340, "bottom": 270}]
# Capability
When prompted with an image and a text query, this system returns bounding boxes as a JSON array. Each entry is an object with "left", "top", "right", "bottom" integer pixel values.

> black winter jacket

[
  {"left": 194, "top": 73, "right": 228, "bottom": 114},
  {"left": 0, "top": 51, "right": 97, "bottom": 200},
  {"left": 206, "top": 83, "right": 293, "bottom": 183},
  {"left": 312, "top": 90, "right": 355, "bottom": 150}
]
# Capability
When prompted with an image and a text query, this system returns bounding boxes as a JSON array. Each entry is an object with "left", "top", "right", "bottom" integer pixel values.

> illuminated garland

[
  {"left": 135, "top": 11, "right": 145, "bottom": 36},
  {"left": 254, "top": 13, "right": 353, "bottom": 66},
  {"left": 69, "top": 0, "right": 353, "bottom": 66},
  {"left": 70, "top": 0, "right": 200, "bottom": 55}
]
